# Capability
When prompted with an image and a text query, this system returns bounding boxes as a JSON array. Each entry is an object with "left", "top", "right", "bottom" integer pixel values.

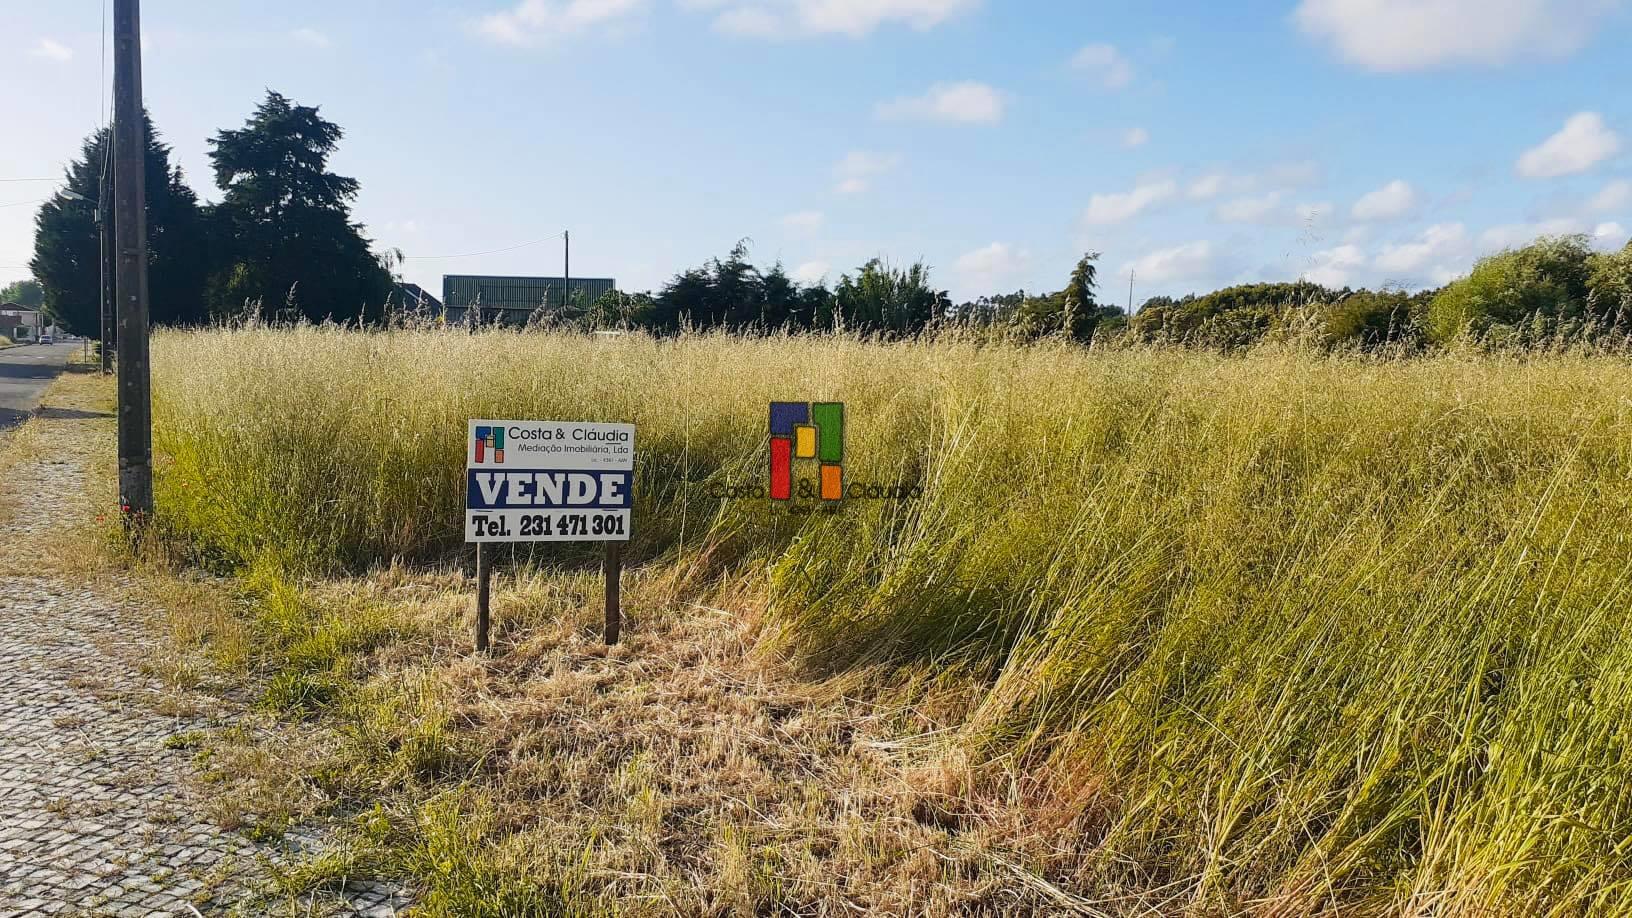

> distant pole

[
  {"left": 563, "top": 230, "right": 570, "bottom": 313},
  {"left": 112, "top": 0, "right": 153, "bottom": 520},
  {"left": 1127, "top": 270, "right": 1135, "bottom": 316},
  {"left": 474, "top": 543, "right": 492, "bottom": 654}
]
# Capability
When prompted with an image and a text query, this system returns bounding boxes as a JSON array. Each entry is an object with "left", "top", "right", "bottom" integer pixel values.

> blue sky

[{"left": 3, "top": 0, "right": 1629, "bottom": 304}]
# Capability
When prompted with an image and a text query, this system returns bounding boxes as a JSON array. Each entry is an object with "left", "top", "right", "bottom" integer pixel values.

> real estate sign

[{"left": 465, "top": 419, "right": 634, "bottom": 543}]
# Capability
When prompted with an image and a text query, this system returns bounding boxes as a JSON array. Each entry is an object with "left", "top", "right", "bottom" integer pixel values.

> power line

[
  {"left": 0, "top": 178, "right": 59, "bottom": 183},
  {"left": 401, "top": 231, "right": 568, "bottom": 261},
  {"left": 0, "top": 199, "right": 47, "bottom": 209}
]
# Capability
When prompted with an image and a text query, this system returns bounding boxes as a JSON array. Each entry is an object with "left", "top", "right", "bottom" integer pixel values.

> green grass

[{"left": 147, "top": 325, "right": 1632, "bottom": 913}]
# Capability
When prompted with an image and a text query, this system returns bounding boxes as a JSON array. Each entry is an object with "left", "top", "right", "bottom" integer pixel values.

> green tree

[
  {"left": 761, "top": 262, "right": 799, "bottom": 328},
  {"left": 1322, "top": 289, "right": 1426, "bottom": 346},
  {"left": 1588, "top": 240, "right": 1632, "bottom": 325},
  {"left": 586, "top": 289, "right": 655, "bottom": 328},
  {"left": 1062, "top": 251, "right": 1100, "bottom": 332},
  {"left": 29, "top": 116, "right": 208, "bottom": 335},
  {"left": 650, "top": 242, "right": 836, "bottom": 333},
  {"left": 833, "top": 258, "right": 949, "bottom": 336},
  {"left": 1129, "top": 281, "right": 1339, "bottom": 344},
  {"left": 1016, "top": 252, "right": 1110, "bottom": 341},
  {"left": 206, "top": 91, "right": 390, "bottom": 323},
  {"left": 1426, "top": 235, "right": 1596, "bottom": 343},
  {"left": 0, "top": 279, "right": 44, "bottom": 308}
]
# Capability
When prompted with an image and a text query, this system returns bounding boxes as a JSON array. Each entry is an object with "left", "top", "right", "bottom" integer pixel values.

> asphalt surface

[{"left": 0, "top": 341, "right": 82, "bottom": 432}]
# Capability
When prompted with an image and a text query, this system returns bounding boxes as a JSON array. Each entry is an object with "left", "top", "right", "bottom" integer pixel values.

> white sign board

[{"left": 465, "top": 420, "right": 634, "bottom": 543}]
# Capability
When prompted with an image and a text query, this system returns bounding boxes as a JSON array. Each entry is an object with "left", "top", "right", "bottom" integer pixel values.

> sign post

[
  {"left": 604, "top": 542, "right": 622, "bottom": 645},
  {"left": 475, "top": 544, "right": 493, "bottom": 653},
  {"left": 465, "top": 419, "right": 635, "bottom": 652}
]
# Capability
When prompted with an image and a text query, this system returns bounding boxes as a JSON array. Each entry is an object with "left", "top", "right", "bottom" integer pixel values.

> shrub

[
  {"left": 1426, "top": 235, "right": 1597, "bottom": 342},
  {"left": 1321, "top": 288, "right": 1428, "bottom": 345},
  {"left": 1130, "top": 281, "right": 1340, "bottom": 347},
  {"left": 1588, "top": 240, "right": 1632, "bottom": 324}
]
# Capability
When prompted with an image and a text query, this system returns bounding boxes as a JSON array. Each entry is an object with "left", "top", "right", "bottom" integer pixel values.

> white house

[{"left": 0, "top": 305, "right": 44, "bottom": 341}]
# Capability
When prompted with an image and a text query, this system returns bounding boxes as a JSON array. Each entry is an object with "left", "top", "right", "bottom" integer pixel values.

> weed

[{"left": 137, "top": 326, "right": 1632, "bottom": 912}]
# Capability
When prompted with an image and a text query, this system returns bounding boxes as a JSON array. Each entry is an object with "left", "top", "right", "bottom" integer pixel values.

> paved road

[
  {"left": 0, "top": 342, "right": 81, "bottom": 432},
  {"left": 0, "top": 389, "right": 411, "bottom": 915}
]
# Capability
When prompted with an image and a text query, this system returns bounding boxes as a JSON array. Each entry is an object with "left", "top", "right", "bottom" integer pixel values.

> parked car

[{"left": 39, "top": 333, "right": 54, "bottom": 345}]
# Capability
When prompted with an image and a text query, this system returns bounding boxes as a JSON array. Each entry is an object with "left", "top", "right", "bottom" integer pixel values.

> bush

[
  {"left": 1321, "top": 289, "right": 1428, "bottom": 345},
  {"left": 1588, "top": 240, "right": 1632, "bottom": 324},
  {"left": 1426, "top": 235, "right": 1597, "bottom": 342},
  {"left": 1130, "top": 281, "right": 1340, "bottom": 347}
]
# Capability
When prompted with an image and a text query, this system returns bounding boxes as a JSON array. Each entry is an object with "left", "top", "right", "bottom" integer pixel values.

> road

[{"left": 0, "top": 341, "right": 81, "bottom": 432}]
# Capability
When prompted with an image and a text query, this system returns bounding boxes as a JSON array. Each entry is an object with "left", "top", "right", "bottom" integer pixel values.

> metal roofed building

[{"left": 442, "top": 275, "right": 617, "bottom": 326}]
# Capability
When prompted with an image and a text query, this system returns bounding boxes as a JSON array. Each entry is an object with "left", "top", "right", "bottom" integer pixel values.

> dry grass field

[{"left": 91, "top": 325, "right": 1632, "bottom": 914}]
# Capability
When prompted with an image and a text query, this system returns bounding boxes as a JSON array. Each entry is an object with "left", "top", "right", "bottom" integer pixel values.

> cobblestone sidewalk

[{"left": 0, "top": 451, "right": 407, "bottom": 915}]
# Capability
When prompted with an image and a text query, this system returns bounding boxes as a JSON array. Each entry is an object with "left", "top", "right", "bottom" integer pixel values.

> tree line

[
  {"left": 1127, "top": 234, "right": 1632, "bottom": 349},
  {"left": 566, "top": 245, "right": 1123, "bottom": 342},
  {"left": 27, "top": 90, "right": 1632, "bottom": 349},
  {"left": 582, "top": 231, "right": 1632, "bottom": 350},
  {"left": 30, "top": 91, "right": 389, "bottom": 335}
]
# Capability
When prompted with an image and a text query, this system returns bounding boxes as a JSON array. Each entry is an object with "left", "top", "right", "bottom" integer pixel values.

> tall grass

[{"left": 152, "top": 325, "right": 1632, "bottom": 913}]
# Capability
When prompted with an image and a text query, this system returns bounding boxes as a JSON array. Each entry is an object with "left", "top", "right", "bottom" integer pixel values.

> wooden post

[
  {"left": 475, "top": 543, "right": 492, "bottom": 654},
  {"left": 112, "top": 0, "right": 153, "bottom": 519},
  {"left": 604, "top": 542, "right": 622, "bottom": 645}
]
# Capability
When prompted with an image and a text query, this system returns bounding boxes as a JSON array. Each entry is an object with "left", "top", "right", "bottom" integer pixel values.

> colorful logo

[
  {"left": 769, "top": 402, "right": 843, "bottom": 501},
  {"left": 473, "top": 425, "right": 506, "bottom": 464}
]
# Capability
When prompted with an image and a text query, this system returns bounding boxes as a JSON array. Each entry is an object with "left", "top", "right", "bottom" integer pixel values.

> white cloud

[
  {"left": 1121, "top": 241, "right": 1217, "bottom": 285},
  {"left": 1589, "top": 179, "right": 1632, "bottom": 212},
  {"left": 1480, "top": 218, "right": 1578, "bottom": 249},
  {"left": 955, "top": 242, "right": 1028, "bottom": 282},
  {"left": 1351, "top": 179, "right": 1419, "bottom": 221},
  {"left": 473, "top": 0, "right": 645, "bottom": 45},
  {"left": 712, "top": 6, "right": 784, "bottom": 35},
  {"left": 1303, "top": 244, "right": 1368, "bottom": 287},
  {"left": 1083, "top": 180, "right": 1179, "bottom": 225},
  {"left": 1479, "top": 216, "right": 1627, "bottom": 250},
  {"left": 833, "top": 151, "right": 902, "bottom": 194},
  {"left": 693, "top": 0, "right": 978, "bottom": 39},
  {"left": 1122, "top": 127, "right": 1150, "bottom": 149},
  {"left": 1517, "top": 112, "right": 1622, "bottom": 178},
  {"left": 1071, "top": 43, "right": 1133, "bottom": 89},
  {"left": 30, "top": 38, "right": 73, "bottom": 62},
  {"left": 1215, "top": 191, "right": 1286, "bottom": 224},
  {"left": 290, "top": 27, "right": 333, "bottom": 48},
  {"left": 1294, "top": 0, "right": 1621, "bottom": 72},
  {"left": 875, "top": 81, "right": 1005, "bottom": 124},
  {"left": 792, "top": 260, "right": 831, "bottom": 284},
  {"left": 1265, "top": 160, "right": 1324, "bottom": 187},
  {"left": 1187, "top": 174, "right": 1230, "bottom": 200},
  {"left": 1375, "top": 222, "right": 1469, "bottom": 275},
  {"left": 781, "top": 210, "right": 825, "bottom": 232},
  {"left": 1187, "top": 162, "right": 1320, "bottom": 200}
]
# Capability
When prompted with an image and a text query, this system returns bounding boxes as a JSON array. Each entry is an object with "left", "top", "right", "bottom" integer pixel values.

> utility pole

[
  {"left": 1127, "top": 270, "right": 1136, "bottom": 317},
  {"left": 563, "top": 230, "right": 570, "bottom": 313},
  {"left": 112, "top": 0, "right": 153, "bottom": 519}
]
